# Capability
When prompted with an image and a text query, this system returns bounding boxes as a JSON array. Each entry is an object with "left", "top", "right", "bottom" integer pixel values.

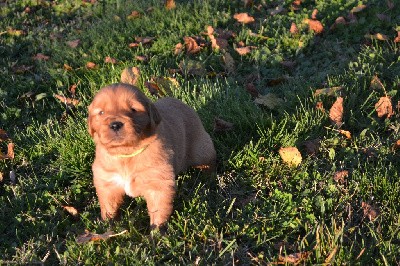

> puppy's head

[{"left": 88, "top": 83, "right": 161, "bottom": 155}]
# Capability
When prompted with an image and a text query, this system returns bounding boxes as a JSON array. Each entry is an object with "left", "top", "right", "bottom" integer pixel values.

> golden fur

[{"left": 88, "top": 83, "right": 216, "bottom": 228}]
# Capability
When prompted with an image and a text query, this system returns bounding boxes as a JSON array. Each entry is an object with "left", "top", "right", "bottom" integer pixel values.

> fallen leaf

[
  {"left": 375, "top": 96, "right": 393, "bottom": 118},
  {"left": 370, "top": 75, "right": 385, "bottom": 91},
  {"left": 331, "top": 16, "right": 347, "bottom": 30},
  {"left": 215, "top": 29, "right": 236, "bottom": 40},
  {"left": 63, "top": 64, "right": 73, "bottom": 71},
  {"left": 235, "top": 46, "right": 254, "bottom": 56},
  {"left": 311, "top": 9, "right": 318, "bottom": 20},
  {"left": 66, "top": 39, "right": 80, "bottom": 48},
  {"left": 315, "top": 101, "right": 324, "bottom": 111},
  {"left": 179, "top": 60, "right": 206, "bottom": 76},
  {"left": 214, "top": 117, "right": 234, "bottom": 132},
  {"left": 233, "top": 13, "right": 255, "bottom": 24},
  {"left": 63, "top": 206, "right": 79, "bottom": 217},
  {"left": 365, "top": 33, "right": 389, "bottom": 41},
  {"left": 165, "top": 0, "right": 176, "bottom": 10},
  {"left": 184, "top": 37, "right": 201, "bottom": 54},
  {"left": 86, "top": 62, "right": 97, "bottom": 69},
  {"left": 290, "top": 22, "right": 299, "bottom": 34},
  {"left": 333, "top": 170, "right": 348, "bottom": 184},
  {"left": 104, "top": 56, "right": 118, "bottom": 64},
  {"left": 210, "top": 36, "right": 229, "bottom": 51},
  {"left": 223, "top": 51, "right": 235, "bottom": 74},
  {"left": 361, "top": 202, "right": 380, "bottom": 221},
  {"left": 394, "top": 31, "right": 400, "bottom": 43},
  {"left": 280, "top": 60, "right": 296, "bottom": 69},
  {"left": 54, "top": 94, "right": 80, "bottom": 106},
  {"left": 254, "top": 93, "right": 284, "bottom": 110},
  {"left": 329, "top": 97, "right": 344, "bottom": 127},
  {"left": 127, "top": 10, "right": 141, "bottom": 19},
  {"left": 393, "top": 140, "right": 400, "bottom": 149},
  {"left": 339, "top": 129, "right": 351, "bottom": 139},
  {"left": 279, "top": 147, "right": 302, "bottom": 167},
  {"left": 69, "top": 83, "right": 78, "bottom": 96},
  {"left": 302, "top": 139, "right": 320, "bottom": 155},
  {"left": 135, "top": 55, "right": 148, "bottom": 62},
  {"left": 291, "top": 0, "right": 301, "bottom": 10},
  {"left": 267, "top": 77, "right": 286, "bottom": 87},
  {"left": 7, "top": 28, "right": 25, "bottom": 36},
  {"left": 174, "top": 43, "right": 184, "bottom": 55},
  {"left": 120, "top": 67, "right": 141, "bottom": 86},
  {"left": 351, "top": 4, "right": 367, "bottom": 13},
  {"left": 278, "top": 251, "right": 310, "bottom": 264},
  {"left": 0, "top": 172, "right": 3, "bottom": 182},
  {"left": 305, "top": 19, "right": 324, "bottom": 34},
  {"left": 135, "top": 36, "right": 155, "bottom": 45},
  {"left": 32, "top": 53, "right": 50, "bottom": 61},
  {"left": 128, "top": 42, "right": 140, "bottom": 48},
  {"left": 76, "top": 230, "right": 128, "bottom": 244},
  {"left": 0, "top": 129, "right": 9, "bottom": 141},
  {"left": 152, "top": 77, "right": 179, "bottom": 95},
  {"left": 314, "top": 86, "right": 343, "bottom": 97},
  {"left": 245, "top": 83, "right": 259, "bottom": 97}
]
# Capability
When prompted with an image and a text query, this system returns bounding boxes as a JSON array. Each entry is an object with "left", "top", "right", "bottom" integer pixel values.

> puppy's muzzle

[{"left": 110, "top": 121, "right": 124, "bottom": 132}]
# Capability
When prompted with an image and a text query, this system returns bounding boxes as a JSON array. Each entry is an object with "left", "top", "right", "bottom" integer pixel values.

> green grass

[{"left": 1, "top": 0, "right": 400, "bottom": 264}]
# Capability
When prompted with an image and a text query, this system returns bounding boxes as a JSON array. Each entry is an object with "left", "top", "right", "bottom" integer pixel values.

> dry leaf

[
  {"left": 290, "top": 22, "right": 299, "bottom": 34},
  {"left": 306, "top": 19, "right": 324, "bottom": 34},
  {"left": 54, "top": 94, "right": 80, "bottom": 106},
  {"left": 135, "top": 36, "right": 155, "bottom": 45},
  {"left": 165, "top": 0, "right": 176, "bottom": 10},
  {"left": 279, "top": 147, "right": 302, "bottom": 167},
  {"left": 63, "top": 206, "right": 79, "bottom": 217},
  {"left": 333, "top": 170, "right": 348, "bottom": 184},
  {"left": 254, "top": 93, "right": 284, "bottom": 110},
  {"left": 351, "top": 4, "right": 367, "bottom": 13},
  {"left": 365, "top": 33, "right": 389, "bottom": 41},
  {"left": 235, "top": 46, "right": 254, "bottom": 56},
  {"left": 32, "top": 53, "right": 50, "bottom": 61},
  {"left": 174, "top": 43, "right": 184, "bottom": 55},
  {"left": 314, "top": 86, "right": 343, "bottom": 97},
  {"left": 135, "top": 55, "right": 148, "bottom": 62},
  {"left": 210, "top": 36, "right": 228, "bottom": 51},
  {"left": 0, "top": 129, "right": 9, "bottom": 141},
  {"left": 339, "top": 130, "right": 351, "bottom": 139},
  {"left": 179, "top": 60, "right": 206, "bottom": 76},
  {"left": 302, "top": 139, "right": 320, "bottom": 155},
  {"left": 233, "top": 13, "right": 255, "bottom": 24},
  {"left": 311, "top": 9, "right": 318, "bottom": 20},
  {"left": 214, "top": 117, "right": 234, "bottom": 132},
  {"left": 104, "top": 56, "right": 118, "bottom": 64},
  {"left": 152, "top": 77, "right": 179, "bottom": 95},
  {"left": 86, "top": 62, "right": 97, "bottom": 69},
  {"left": 7, "top": 28, "right": 25, "bottom": 36},
  {"left": 329, "top": 97, "right": 344, "bottom": 127},
  {"left": 145, "top": 82, "right": 163, "bottom": 96},
  {"left": 223, "top": 52, "right": 235, "bottom": 74},
  {"left": 375, "top": 96, "right": 393, "bottom": 118},
  {"left": 66, "top": 39, "right": 80, "bottom": 48},
  {"left": 184, "top": 37, "right": 201, "bottom": 54},
  {"left": 361, "top": 202, "right": 380, "bottom": 221},
  {"left": 393, "top": 140, "right": 400, "bottom": 149},
  {"left": 120, "top": 67, "right": 141, "bottom": 86},
  {"left": 394, "top": 31, "right": 400, "bottom": 43},
  {"left": 128, "top": 42, "right": 140, "bottom": 48},
  {"left": 127, "top": 10, "right": 141, "bottom": 19},
  {"left": 370, "top": 75, "right": 385, "bottom": 91},
  {"left": 69, "top": 83, "right": 78, "bottom": 96},
  {"left": 315, "top": 101, "right": 324, "bottom": 111},
  {"left": 245, "top": 83, "right": 259, "bottom": 97},
  {"left": 76, "top": 230, "right": 128, "bottom": 244},
  {"left": 278, "top": 251, "right": 311, "bottom": 264},
  {"left": 63, "top": 64, "right": 73, "bottom": 71},
  {"left": 0, "top": 172, "right": 3, "bottom": 182}
]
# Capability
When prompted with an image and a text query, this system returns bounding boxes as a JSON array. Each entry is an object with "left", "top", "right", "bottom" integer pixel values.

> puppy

[{"left": 88, "top": 83, "right": 216, "bottom": 229}]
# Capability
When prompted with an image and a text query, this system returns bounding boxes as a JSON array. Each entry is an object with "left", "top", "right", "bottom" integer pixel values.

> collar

[{"left": 115, "top": 144, "right": 150, "bottom": 158}]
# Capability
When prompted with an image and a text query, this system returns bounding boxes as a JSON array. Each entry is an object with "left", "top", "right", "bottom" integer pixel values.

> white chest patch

[{"left": 110, "top": 174, "right": 135, "bottom": 197}]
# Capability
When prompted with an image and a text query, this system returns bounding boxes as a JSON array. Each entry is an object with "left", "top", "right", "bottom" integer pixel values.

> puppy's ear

[{"left": 148, "top": 102, "right": 161, "bottom": 129}]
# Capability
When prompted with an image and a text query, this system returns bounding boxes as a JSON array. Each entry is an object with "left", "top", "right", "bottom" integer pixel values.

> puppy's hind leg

[{"left": 191, "top": 135, "right": 217, "bottom": 175}]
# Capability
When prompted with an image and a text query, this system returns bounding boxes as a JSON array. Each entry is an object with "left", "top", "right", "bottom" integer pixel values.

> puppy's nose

[{"left": 110, "top": 121, "right": 124, "bottom": 131}]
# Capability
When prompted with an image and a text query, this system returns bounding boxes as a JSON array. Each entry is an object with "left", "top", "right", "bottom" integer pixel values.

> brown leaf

[
  {"left": 393, "top": 139, "right": 400, "bottom": 150},
  {"left": 315, "top": 101, "right": 324, "bottom": 112},
  {"left": 235, "top": 46, "right": 254, "bottom": 56},
  {"left": 291, "top": 0, "right": 301, "bottom": 10},
  {"left": 69, "top": 83, "right": 78, "bottom": 96},
  {"left": 333, "top": 170, "right": 348, "bottom": 184},
  {"left": 145, "top": 82, "right": 163, "bottom": 96},
  {"left": 223, "top": 52, "right": 235, "bottom": 74},
  {"left": 233, "top": 13, "right": 255, "bottom": 24},
  {"left": 135, "top": 55, "right": 148, "bottom": 62},
  {"left": 361, "top": 202, "right": 380, "bottom": 221},
  {"left": 54, "top": 94, "right": 80, "bottom": 106},
  {"left": 290, "top": 22, "right": 299, "bottom": 34},
  {"left": 214, "top": 117, "right": 234, "bottom": 132},
  {"left": 7, "top": 143, "right": 15, "bottom": 159},
  {"left": 104, "top": 56, "right": 118, "bottom": 64},
  {"left": 184, "top": 37, "right": 201, "bottom": 54},
  {"left": 210, "top": 36, "right": 229, "bottom": 51},
  {"left": 365, "top": 33, "right": 389, "bottom": 41},
  {"left": 0, "top": 172, "right": 3, "bottom": 182},
  {"left": 165, "top": 0, "right": 176, "bottom": 10},
  {"left": 314, "top": 86, "right": 343, "bottom": 97},
  {"left": 375, "top": 96, "right": 393, "bottom": 118},
  {"left": 128, "top": 42, "right": 140, "bottom": 48},
  {"left": 63, "top": 206, "right": 79, "bottom": 217},
  {"left": 86, "top": 62, "right": 97, "bottom": 69},
  {"left": 66, "top": 39, "right": 80, "bottom": 48},
  {"left": 279, "top": 147, "right": 302, "bottom": 167},
  {"left": 0, "top": 129, "right": 9, "bottom": 141},
  {"left": 76, "top": 230, "right": 128, "bottom": 244},
  {"left": 174, "top": 43, "right": 184, "bottom": 55},
  {"left": 205, "top": 25, "right": 214, "bottom": 36},
  {"left": 121, "top": 67, "right": 141, "bottom": 86},
  {"left": 339, "top": 130, "right": 351, "bottom": 139},
  {"left": 351, "top": 4, "right": 367, "bottom": 13},
  {"left": 135, "top": 36, "right": 155, "bottom": 45},
  {"left": 311, "top": 9, "right": 318, "bottom": 20},
  {"left": 302, "top": 139, "right": 320, "bottom": 155},
  {"left": 63, "top": 64, "right": 73, "bottom": 71},
  {"left": 152, "top": 77, "right": 179, "bottom": 95},
  {"left": 278, "top": 251, "right": 311, "bottom": 264},
  {"left": 329, "top": 97, "right": 344, "bottom": 127},
  {"left": 32, "top": 53, "right": 50, "bottom": 61},
  {"left": 370, "top": 75, "right": 385, "bottom": 91},
  {"left": 306, "top": 19, "right": 324, "bottom": 34},
  {"left": 127, "top": 10, "right": 141, "bottom": 19},
  {"left": 245, "top": 83, "right": 259, "bottom": 97},
  {"left": 394, "top": 31, "right": 400, "bottom": 43}
]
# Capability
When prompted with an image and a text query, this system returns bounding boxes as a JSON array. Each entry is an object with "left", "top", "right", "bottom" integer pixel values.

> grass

[{"left": 1, "top": 0, "right": 400, "bottom": 264}]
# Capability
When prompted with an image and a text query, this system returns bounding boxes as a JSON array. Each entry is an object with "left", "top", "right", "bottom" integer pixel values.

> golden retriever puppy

[{"left": 88, "top": 83, "right": 216, "bottom": 229}]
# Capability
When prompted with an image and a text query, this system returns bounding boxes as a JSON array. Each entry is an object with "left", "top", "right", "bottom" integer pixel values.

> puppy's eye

[
  {"left": 131, "top": 108, "right": 137, "bottom": 113},
  {"left": 99, "top": 111, "right": 104, "bottom": 115}
]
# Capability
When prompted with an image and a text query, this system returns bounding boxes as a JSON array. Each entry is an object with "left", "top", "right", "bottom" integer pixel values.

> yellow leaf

[
  {"left": 351, "top": 4, "right": 367, "bottom": 13},
  {"left": 365, "top": 33, "right": 389, "bottom": 41},
  {"left": 339, "top": 130, "right": 351, "bottom": 139},
  {"left": 314, "top": 86, "right": 343, "bottom": 97},
  {"left": 279, "top": 147, "right": 302, "bottom": 167},
  {"left": 254, "top": 93, "right": 284, "bottom": 110}
]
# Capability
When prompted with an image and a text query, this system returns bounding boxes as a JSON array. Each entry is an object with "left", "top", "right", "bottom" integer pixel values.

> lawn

[{"left": 1, "top": 0, "right": 400, "bottom": 264}]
